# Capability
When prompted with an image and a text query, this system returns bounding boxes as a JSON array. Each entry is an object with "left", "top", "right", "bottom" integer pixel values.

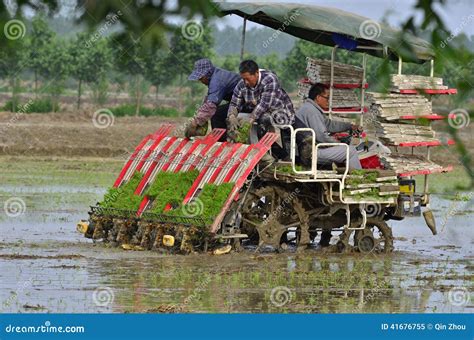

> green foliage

[
  {"left": 0, "top": 23, "right": 28, "bottom": 109},
  {"left": 108, "top": 104, "right": 181, "bottom": 117},
  {"left": 197, "top": 182, "right": 234, "bottom": 219},
  {"left": 276, "top": 164, "right": 304, "bottom": 173},
  {"left": 99, "top": 172, "right": 144, "bottom": 211},
  {"left": 147, "top": 170, "right": 200, "bottom": 213},
  {"left": 143, "top": 48, "right": 174, "bottom": 97},
  {"left": 3, "top": 98, "right": 58, "bottom": 113},
  {"left": 69, "top": 33, "right": 113, "bottom": 108},
  {"left": 167, "top": 21, "right": 215, "bottom": 80},
  {"left": 27, "top": 16, "right": 56, "bottom": 94},
  {"left": 235, "top": 121, "right": 252, "bottom": 144},
  {"left": 346, "top": 170, "right": 379, "bottom": 186},
  {"left": 90, "top": 77, "right": 109, "bottom": 106}
]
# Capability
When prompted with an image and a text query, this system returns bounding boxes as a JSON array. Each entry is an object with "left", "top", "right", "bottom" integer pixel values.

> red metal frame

[
  {"left": 135, "top": 129, "right": 225, "bottom": 216},
  {"left": 182, "top": 142, "right": 229, "bottom": 204},
  {"left": 393, "top": 140, "right": 455, "bottom": 147},
  {"left": 210, "top": 132, "right": 279, "bottom": 233},
  {"left": 398, "top": 165, "right": 453, "bottom": 177},
  {"left": 323, "top": 107, "right": 368, "bottom": 113},
  {"left": 398, "top": 89, "right": 457, "bottom": 95},
  {"left": 207, "top": 143, "right": 243, "bottom": 184},
  {"left": 113, "top": 124, "right": 173, "bottom": 188}
]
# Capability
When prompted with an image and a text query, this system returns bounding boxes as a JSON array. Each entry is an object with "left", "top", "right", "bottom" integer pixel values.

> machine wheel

[
  {"left": 241, "top": 186, "right": 310, "bottom": 251},
  {"left": 337, "top": 217, "right": 394, "bottom": 254}
]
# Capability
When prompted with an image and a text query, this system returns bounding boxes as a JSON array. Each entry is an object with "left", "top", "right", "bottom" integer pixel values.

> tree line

[{"left": 0, "top": 16, "right": 472, "bottom": 116}]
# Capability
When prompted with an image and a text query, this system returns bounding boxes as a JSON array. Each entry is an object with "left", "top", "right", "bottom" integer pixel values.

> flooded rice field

[{"left": 0, "top": 158, "right": 472, "bottom": 313}]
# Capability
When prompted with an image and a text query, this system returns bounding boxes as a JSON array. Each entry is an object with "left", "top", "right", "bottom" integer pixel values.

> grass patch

[
  {"left": 276, "top": 164, "right": 304, "bottom": 173},
  {"left": 109, "top": 104, "right": 196, "bottom": 118},
  {"left": 99, "top": 172, "right": 144, "bottom": 210},
  {"left": 146, "top": 171, "right": 234, "bottom": 221},
  {"left": 3, "top": 98, "right": 58, "bottom": 113},
  {"left": 109, "top": 104, "right": 179, "bottom": 117},
  {"left": 196, "top": 182, "right": 234, "bottom": 219},
  {"left": 147, "top": 170, "right": 200, "bottom": 213},
  {"left": 414, "top": 168, "right": 472, "bottom": 194},
  {"left": 96, "top": 169, "right": 234, "bottom": 222}
]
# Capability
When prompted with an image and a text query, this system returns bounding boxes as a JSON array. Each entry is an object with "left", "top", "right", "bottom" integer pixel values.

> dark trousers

[
  {"left": 210, "top": 103, "right": 229, "bottom": 142},
  {"left": 256, "top": 114, "right": 290, "bottom": 160}
]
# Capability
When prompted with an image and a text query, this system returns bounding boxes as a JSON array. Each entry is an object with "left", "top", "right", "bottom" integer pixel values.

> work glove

[
  {"left": 184, "top": 119, "right": 208, "bottom": 139},
  {"left": 351, "top": 124, "right": 363, "bottom": 133},
  {"left": 226, "top": 114, "right": 241, "bottom": 142},
  {"left": 184, "top": 119, "right": 198, "bottom": 139}
]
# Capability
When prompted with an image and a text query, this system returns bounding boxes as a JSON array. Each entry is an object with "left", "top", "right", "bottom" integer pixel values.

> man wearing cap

[{"left": 185, "top": 58, "right": 241, "bottom": 141}]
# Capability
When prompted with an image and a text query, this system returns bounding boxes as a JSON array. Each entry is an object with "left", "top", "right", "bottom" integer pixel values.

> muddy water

[{"left": 0, "top": 178, "right": 472, "bottom": 313}]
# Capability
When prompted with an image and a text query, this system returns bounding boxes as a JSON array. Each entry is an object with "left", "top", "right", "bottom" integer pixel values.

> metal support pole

[
  {"left": 240, "top": 18, "right": 247, "bottom": 61},
  {"left": 423, "top": 147, "right": 431, "bottom": 202},
  {"left": 398, "top": 56, "right": 402, "bottom": 75},
  {"left": 360, "top": 53, "right": 367, "bottom": 126},
  {"left": 329, "top": 45, "right": 338, "bottom": 118},
  {"left": 430, "top": 59, "right": 434, "bottom": 77}
]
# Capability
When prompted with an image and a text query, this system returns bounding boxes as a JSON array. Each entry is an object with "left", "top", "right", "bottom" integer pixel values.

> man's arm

[
  {"left": 193, "top": 78, "right": 227, "bottom": 126},
  {"left": 194, "top": 100, "right": 218, "bottom": 126},
  {"left": 324, "top": 116, "right": 352, "bottom": 133},
  {"left": 303, "top": 106, "right": 339, "bottom": 143}
]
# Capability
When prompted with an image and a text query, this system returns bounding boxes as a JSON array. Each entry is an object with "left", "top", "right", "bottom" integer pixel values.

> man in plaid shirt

[
  {"left": 227, "top": 60, "right": 295, "bottom": 158},
  {"left": 227, "top": 60, "right": 295, "bottom": 125}
]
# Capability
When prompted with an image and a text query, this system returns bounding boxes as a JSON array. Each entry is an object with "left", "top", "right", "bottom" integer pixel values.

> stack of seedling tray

[
  {"left": 341, "top": 169, "right": 399, "bottom": 199},
  {"left": 390, "top": 74, "right": 448, "bottom": 92},
  {"left": 368, "top": 73, "right": 455, "bottom": 177}
]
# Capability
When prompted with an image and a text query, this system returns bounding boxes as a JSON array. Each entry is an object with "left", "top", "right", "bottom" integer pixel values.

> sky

[{"left": 214, "top": 0, "right": 474, "bottom": 36}]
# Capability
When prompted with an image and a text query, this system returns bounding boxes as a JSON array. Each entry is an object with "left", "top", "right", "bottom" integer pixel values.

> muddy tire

[
  {"left": 337, "top": 218, "right": 394, "bottom": 254},
  {"left": 241, "top": 186, "right": 310, "bottom": 251}
]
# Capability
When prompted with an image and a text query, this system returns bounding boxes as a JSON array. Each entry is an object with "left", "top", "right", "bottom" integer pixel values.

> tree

[
  {"left": 1, "top": 0, "right": 215, "bottom": 48},
  {"left": 69, "top": 32, "right": 113, "bottom": 109},
  {"left": 166, "top": 21, "right": 215, "bottom": 112},
  {"left": 144, "top": 48, "right": 173, "bottom": 103},
  {"left": 27, "top": 15, "right": 55, "bottom": 96},
  {"left": 112, "top": 35, "right": 149, "bottom": 115},
  {"left": 0, "top": 28, "right": 28, "bottom": 112},
  {"left": 38, "top": 37, "right": 71, "bottom": 111}
]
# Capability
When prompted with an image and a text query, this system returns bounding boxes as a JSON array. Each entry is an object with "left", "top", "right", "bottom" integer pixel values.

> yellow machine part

[
  {"left": 163, "top": 235, "right": 175, "bottom": 247},
  {"left": 76, "top": 220, "right": 89, "bottom": 234}
]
